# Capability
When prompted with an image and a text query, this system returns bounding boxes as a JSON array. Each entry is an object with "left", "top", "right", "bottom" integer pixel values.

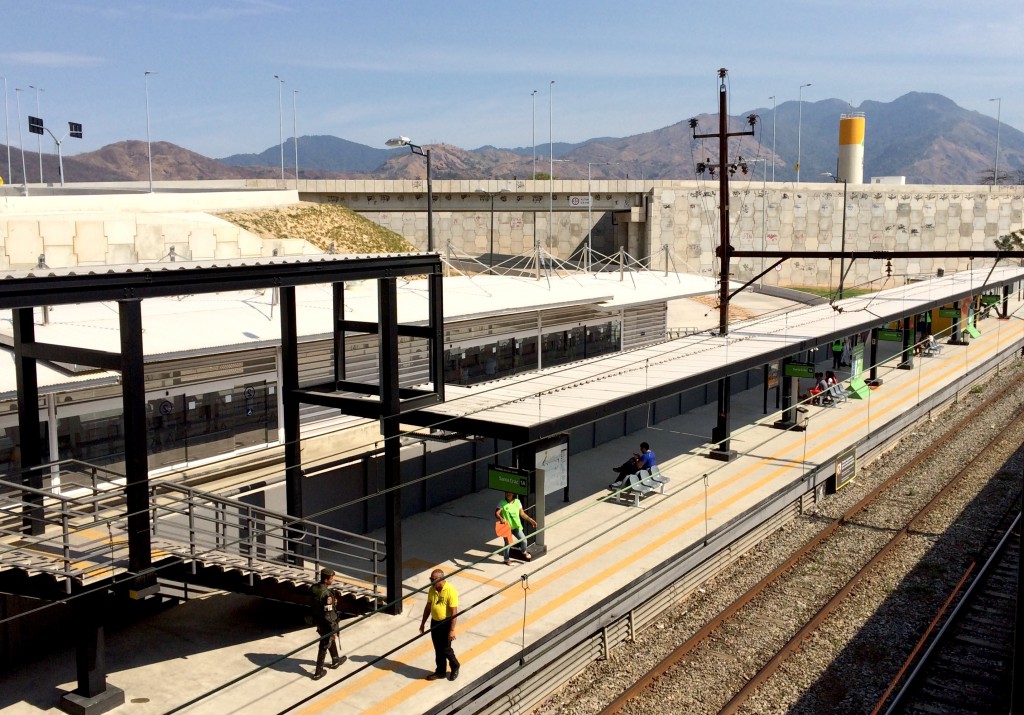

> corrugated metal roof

[{"left": 405, "top": 267, "right": 1024, "bottom": 436}]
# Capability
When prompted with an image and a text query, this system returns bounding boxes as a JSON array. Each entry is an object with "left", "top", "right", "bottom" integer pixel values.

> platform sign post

[
  {"left": 832, "top": 445, "right": 857, "bottom": 491},
  {"left": 488, "top": 465, "right": 529, "bottom": 496},
  {"left": 847, "top": 344, "right": 870, "bottom": 398}
]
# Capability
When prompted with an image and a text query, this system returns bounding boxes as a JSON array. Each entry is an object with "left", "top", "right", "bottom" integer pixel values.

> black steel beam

[
  {"left": 20, "top": 341, "right": 122, "bottom": 371},
  {"left": 379, "top": 278, "right": 403, "bottom": 615},
  {"left": 119, "top": 300, "right": 151, "bottom": 573},
  {"left": 0, "top": 254, "right": 441, "bottom": 310},
  {"left": 729, "top": 250, "right": 1024, "bottom": 260},
  {"left": 12, "top": 308, "right": 43, "bottom": 536},
  {"left": 279, "top": 286, "right": 303, "bottom": 527}
]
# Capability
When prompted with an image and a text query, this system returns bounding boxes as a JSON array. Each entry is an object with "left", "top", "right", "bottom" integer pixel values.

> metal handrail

[{"left": 0, "top": 462, "right": 386, "bottom": 599}]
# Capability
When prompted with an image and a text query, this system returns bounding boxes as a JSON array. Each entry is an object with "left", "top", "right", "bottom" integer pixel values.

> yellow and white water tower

[{"left": 838, "top": 113, "right": 865, "bottom": 184}]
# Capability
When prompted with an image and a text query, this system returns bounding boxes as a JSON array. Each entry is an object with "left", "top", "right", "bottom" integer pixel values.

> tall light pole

[
  {"left": 990, "top": 97, "right": 1001, "bottom": 186},
  {"left": 28, "top": 85, "right": 43, "bottom": 183},
  {"left": 144, "top": 71, "right": 156, "bottom": 193},
  {"left": 274, "top": 75, "right": 285, "bottom": 180},
  {"left": 531, "top": 89, "right": 537, "bottom": 180},
  {"left": 385, "top": 136, "right": 433, "bottom": 252},
  {"left": 769, "top": 95, "right": 776, "bottom": 182},
  {"left": 587, "top": 161, "right": 619, "bottom": 272},
  {"left": 14, "top": 88, "right": 27, "bottom": 194},
  {"left": 292, "top": 89, "right": 299, "bottom": 180},
  {"left": 822, "top": 172, "right": 848, "bottom": 298},
  {"left": 548, "top": 80, "right": 555, "bottom": 256},
  {"left": 2, "top": 76, "right": 10, "bottom": 185},
  {"left": 796, "top": 83, "right": 811, "bottom": 183}
]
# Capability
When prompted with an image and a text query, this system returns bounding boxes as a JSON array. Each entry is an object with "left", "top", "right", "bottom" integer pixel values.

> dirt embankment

[{"left": 217, "top": 202, "right": 414, "bottom": 254}]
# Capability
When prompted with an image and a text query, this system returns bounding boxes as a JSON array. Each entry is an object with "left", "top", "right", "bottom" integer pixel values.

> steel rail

[{"left": 599, "top": 382, "right": 1023, "bottom": 715}]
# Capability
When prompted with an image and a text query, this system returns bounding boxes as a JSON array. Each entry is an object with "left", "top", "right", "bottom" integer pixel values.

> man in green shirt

[
  {"left": 309, "top": 568, "right": 347, "bottom": 680},
  {"left": 420, "top": 569, "right": 460, "bottom": 681},
  {"left": 496, "top": 492, "right": 537, "bottom": 565}
]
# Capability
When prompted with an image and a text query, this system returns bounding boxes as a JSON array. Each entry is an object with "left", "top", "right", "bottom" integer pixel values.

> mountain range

[{"left": 1, "top": 93, "right": 1020, "bottom": 186}]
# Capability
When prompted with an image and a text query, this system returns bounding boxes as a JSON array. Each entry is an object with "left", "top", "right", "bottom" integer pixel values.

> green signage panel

[
  {"left": 939, "top": 308, "right": 959, "bottom": 318},
  {"left": 488, "top": 465, "right": 529, "bottom": 495},
  {"left": 784, "top": 361, "right": 815, "bottom": 379},
  {"left": 981, "top": 294, "right": 1001, "bottom": 306},
  {"left": 877, "top": 328, "right": 903, "bottom": 342}
]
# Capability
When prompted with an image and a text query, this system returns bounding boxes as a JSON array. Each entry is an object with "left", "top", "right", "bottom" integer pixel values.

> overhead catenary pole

[
  {"left": 691, "top": 68, "right": 755, "bottom": 462},
  {"left": 769, "top": 95, "right": 776, "bottom": 182}
]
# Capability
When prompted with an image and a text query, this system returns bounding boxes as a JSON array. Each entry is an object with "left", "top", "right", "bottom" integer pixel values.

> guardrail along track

[{"left": 598, "top": 374, "right": 1024, "bottom": 715}]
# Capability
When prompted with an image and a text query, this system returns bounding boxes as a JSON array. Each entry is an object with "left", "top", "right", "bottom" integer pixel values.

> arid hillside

[{"left": 217, "top": 202, "right": 414, "bottom": 254}]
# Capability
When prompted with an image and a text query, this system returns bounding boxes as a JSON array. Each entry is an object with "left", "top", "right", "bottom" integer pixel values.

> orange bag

[{"left": 495, "top": 520, "right": 512, "bottom": 540}]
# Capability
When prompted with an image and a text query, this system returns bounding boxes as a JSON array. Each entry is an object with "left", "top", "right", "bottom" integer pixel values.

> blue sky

[{"left": 1, "top": 0, "right": 1022, "bottom": 160}]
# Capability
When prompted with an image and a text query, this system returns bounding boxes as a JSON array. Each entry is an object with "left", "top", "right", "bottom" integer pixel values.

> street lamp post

[
  {"left": 531, "top": 89, "right": 537, "bottom": 180},
  {"left": 385, "top": 137, "right": 433, "bottom": 252},
  {"left": 823, "top": 172, "right": 848, "bottom": 298},
  {"left": 990, "top": 97, "right": 1001, "bottom": 186},
  {"left": 548, "top": 80, "right": 555, "bottom": 264},
  {"left": 769, "top": 95, "right": 776, "bottom": 182},
  {"left": 14, "top": 88, "right": 27, "bottom": 195},
  {"left": 2, "top": 76, "right": 10, "bottom": 185},
  {"left": 292, "top": 90, "right": 299, "bottom": 180},
  {"left": 274, "top": 75, "right": 285, "bottom": 180},
  {"left": 28, "top": 85, "right": 43, "bottom": 184},
  {"left": 144, "top": 71, "right": 156, "bottom": 193},
  {"left": 797, "top": 83, "right": 811, "bottom": 183}
]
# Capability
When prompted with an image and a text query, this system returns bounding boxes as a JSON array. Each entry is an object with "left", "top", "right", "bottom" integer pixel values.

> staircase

[{"left": 0, "top": 461, "right": 385, "bottom": 613}]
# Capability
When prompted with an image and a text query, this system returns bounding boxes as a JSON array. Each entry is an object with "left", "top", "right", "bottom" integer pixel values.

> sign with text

[
  {"left": 784, "top": 361, "right": 815, "bottom": 379},
  {"left": 833, "top": 445, "right": 857, "bottom": 491},
  {"left": 488, "top": 465, "right": 529, "bottom": 495},
  {"left": 939, "top": 308, "right": 959, "bottom": 318},
  {"left": 877, "top": 328, "right": 903, "bottom": 341},
  {"left": 568, "top": 195, "right": 591, "bottom": 208},
  {"left": 537, "top": 441, "right": 568, "bottom": 495},
  {"left": 981, "top": 294, "right": 1001, "bottom": 306}
]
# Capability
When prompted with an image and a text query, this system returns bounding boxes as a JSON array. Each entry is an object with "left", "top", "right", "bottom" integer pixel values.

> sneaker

[
  {"left": 328, "top": 655, "right": 347, "bottom": 669},
  {"left": 426, "top": 672, "right": 445, "bottom": 681},
  {"left": 448, "top": 669, "right": 460, "bottom": 681}
]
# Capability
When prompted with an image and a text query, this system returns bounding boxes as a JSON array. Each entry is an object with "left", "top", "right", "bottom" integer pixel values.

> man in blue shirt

[{"left": 612, "top": 441, "right": 656, "bottom": 478}]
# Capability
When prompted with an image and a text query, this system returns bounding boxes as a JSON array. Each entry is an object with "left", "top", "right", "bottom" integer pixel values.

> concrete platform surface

[{"left": 4, "top": 309, "right": 1023, "bottom": 715}]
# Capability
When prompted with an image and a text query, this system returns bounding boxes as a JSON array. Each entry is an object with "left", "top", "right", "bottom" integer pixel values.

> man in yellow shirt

[{"left": 419, "top": 568, "right": 460, "bottom": 681}]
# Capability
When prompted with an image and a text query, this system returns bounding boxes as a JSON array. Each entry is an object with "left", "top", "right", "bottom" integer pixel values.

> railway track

[
  {"left": 878, "top": 511, "right": 1020, "bottom": 715},
  {"left": 589, "top": 372, "right": 1024, "bottom": 715}
]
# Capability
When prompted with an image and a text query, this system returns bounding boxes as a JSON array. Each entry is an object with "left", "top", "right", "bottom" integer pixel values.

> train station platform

[{"left": 5, "top": 292, "right": 1024, "bottom": 715}]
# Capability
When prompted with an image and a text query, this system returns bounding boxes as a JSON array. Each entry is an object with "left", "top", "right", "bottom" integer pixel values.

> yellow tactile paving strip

[{"left": 296, "top": 320, "right": 1024, "bottom": 714}]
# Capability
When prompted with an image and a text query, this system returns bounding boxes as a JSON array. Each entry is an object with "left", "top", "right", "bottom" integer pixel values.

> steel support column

[
  {"left": 59, "top": 588, "right": 124, "bottom": 714},
  {"left": 279, "top": 286, "right": 304, "bottom": 564},
  {"left": 868, "top": 327, "right": 883, "bottom": 386},
  {"left": 378, "top": 277, "right": 403, "bottom": 614},
  {"left": 12, "top": 307, "right": 43, "bottom": 536},
  {"left": 898, "top": 316, "right": 914, "bottom": 369},
  {"left": 333, "top": 283, "right": 346, "bottom": 383},
  {"left": 119, "top": 300, "right": 152, "bottom": 575}
]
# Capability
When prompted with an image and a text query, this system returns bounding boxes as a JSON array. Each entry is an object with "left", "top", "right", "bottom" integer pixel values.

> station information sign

[{"left": 488, "top": 465, "right": 530, "bottom": 495}]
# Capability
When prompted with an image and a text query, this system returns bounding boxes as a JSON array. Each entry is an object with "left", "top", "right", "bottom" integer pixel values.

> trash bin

[{"left": 795, "top": 406, "right": 809, "bottom": 429}]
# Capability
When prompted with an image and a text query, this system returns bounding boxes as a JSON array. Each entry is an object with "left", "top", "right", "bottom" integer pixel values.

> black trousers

[
  {"left": 316, "top": 622, "right": 340, "bottom": 663},
  {"left": 612, "top": 457, "right": 637, "bottom": 476},
  {"left": 430, "top": 619, "right": 459, "bottom": 675}
]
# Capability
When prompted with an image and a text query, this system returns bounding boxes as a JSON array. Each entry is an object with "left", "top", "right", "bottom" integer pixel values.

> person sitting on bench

[{"left": 612, "top": 441, "right": 656, "bottom": 478}]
